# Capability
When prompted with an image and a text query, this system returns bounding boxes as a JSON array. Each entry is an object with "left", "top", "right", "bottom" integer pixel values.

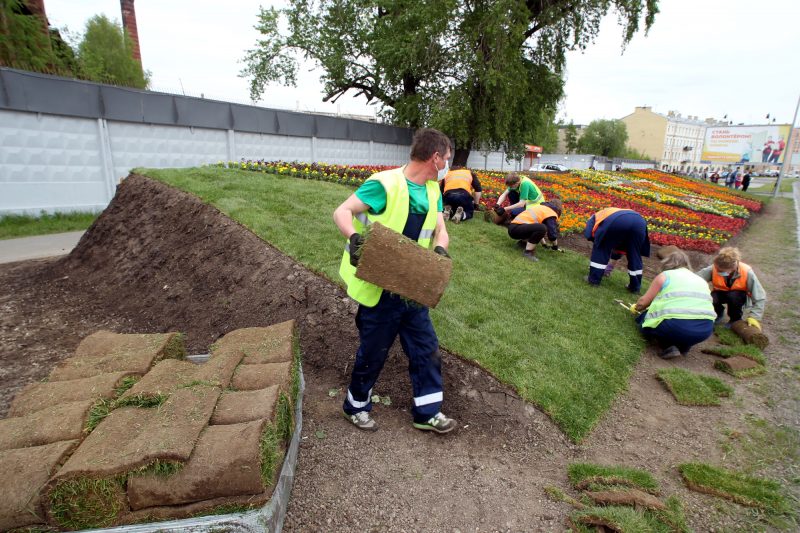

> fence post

[
  {"left": 369, "top": 140, "right": 374, "bottom": 164},
  {"left": 96, "top": 118, "right": 116, "bottom": 202},
  {"left": 310, "top": 136, "right": 317, "bottom": 162},
  {"left": 226, "top": 129, "right": 236, "bottom": 163}
]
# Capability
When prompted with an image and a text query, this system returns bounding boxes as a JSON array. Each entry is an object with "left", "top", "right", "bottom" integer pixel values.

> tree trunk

[{"left": 453, "top": 146, "right": 471, "bottom": 167}]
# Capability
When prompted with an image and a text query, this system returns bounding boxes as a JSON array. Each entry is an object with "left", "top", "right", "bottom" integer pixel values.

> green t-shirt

[
  {"left": 355, "top": 179, "right": 443, "bottom": 215},
  {"left": 507, "top": 179, "right": 542, "bottom": 203}
]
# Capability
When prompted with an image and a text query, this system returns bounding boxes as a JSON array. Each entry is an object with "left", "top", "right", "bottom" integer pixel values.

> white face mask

[{"left": 437, "top": 158, "right": 449, "bottom": 181}]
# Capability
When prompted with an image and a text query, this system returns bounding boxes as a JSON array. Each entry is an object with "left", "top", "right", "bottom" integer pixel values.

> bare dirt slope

[{"left": 0, "top": 175, "right": 796, "bottom": 531}]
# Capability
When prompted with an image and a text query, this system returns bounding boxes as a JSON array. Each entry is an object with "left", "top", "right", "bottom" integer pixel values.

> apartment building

[{"left": 621, "top": 106, "right": 726, "bottom": 172}]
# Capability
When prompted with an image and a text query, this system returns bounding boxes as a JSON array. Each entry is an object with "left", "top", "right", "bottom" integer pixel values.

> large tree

[
  {"left": 576, "top": 119, "right": 628, "bottom": 157},
  {"left": 241, "top": 0, "right": 658, "bottom": 165},
  {"left": 77, "top": 14, "right": 148, "bottom": 89}
]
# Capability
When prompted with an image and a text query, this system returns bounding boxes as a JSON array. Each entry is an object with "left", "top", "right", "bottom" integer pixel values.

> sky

[{"left": 44, "top": 0, "right": 800, "bottom": 126}]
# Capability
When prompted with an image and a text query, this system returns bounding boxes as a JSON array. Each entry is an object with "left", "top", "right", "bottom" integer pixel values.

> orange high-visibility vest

[
  {"left": 443, "top": 169, "right": 474, "bottom": 194},
  {"left": 712, "top": 262, "right": 750, "bottom": 293},
  {"left": 511, "top": 204, "right": 559, "bottom": 225},
  {"left": 591, "top": 208, "right": 633, "bottom": 237}
]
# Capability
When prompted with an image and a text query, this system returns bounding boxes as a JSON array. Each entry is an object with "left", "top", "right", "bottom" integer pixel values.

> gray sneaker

[
  {"left": 413, "top": 412, "right": 456, "bottom": 434},
  {"left": 343, "top": 410, "right": 378, "bottom": 432},
  {"left": 443, "top": 205, "right": 453, "bottom": 221},
  {"left": 452, "top": 206, "right": 465, "bottom": 223}
]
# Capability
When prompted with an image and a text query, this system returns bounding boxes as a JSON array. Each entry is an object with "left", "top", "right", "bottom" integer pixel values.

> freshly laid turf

[
  {"left": 714, "top": 358, "right": 766, "bottom": 379},
  {"left": 567, "top": 463, "right": 660, "bottom": 494},
  {"left": 678, "top": 463, "right": 790, "bottom": 514},
  {"left": 701, "top": 345, "right": 766, "bottom": 365},
  {"left": 0, "top": 212, "right": 97, "bottom": 240},
  {"left": 656, "top": 367, "right": 733, "bottom": 406},
  {"left": 143, "top": 166, "right": 646, "bottom": 442}
]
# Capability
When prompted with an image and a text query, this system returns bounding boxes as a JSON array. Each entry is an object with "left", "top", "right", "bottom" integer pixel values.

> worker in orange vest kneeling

[
  {"left": 583, "top": 207, "right": 650, "bottom": 293},
  {"left": 696, "top": 246, "right": 766, "bottom": 329},
  {"left": 507, "top": 199, "right": 563, "bottom": 262}
]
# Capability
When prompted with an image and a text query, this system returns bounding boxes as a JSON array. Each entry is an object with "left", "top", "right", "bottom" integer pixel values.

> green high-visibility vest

[
  {"left": 642, "top": 268, "right": 716, "bottom": 328},
  {"left": 339, "top": 167, "right": 440, "bottom": 307}
]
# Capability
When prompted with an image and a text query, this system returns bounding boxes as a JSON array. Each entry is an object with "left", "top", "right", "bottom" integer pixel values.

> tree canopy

[
  {"left": 0, "top": 4, "right": 147, "bottom": 89},
  {"left": 241, "top": 0, "right": 658, "bottom": 164},
  {"left": 576, "top": 119, "right": 629, "bottom": 158},
  {"left": 564, "top": 122, "right": 579, "bottom": 154},
  {"left": 78, "top": 15, "right": 148, "bottom": 89}
]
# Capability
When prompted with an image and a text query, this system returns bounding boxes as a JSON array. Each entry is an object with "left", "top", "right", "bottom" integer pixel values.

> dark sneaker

[
  {"left": 585, "top": 275, "right": 599, "bottom": 287},
  {"left": 660, "top": 346, "right": 681, "bottom": 359},
  {"left": 452, "top": 206, "right": 465, "bottom": 223},
  {"left": 443, "top": 205, "right": 452, "bottom": 221},
  {"left": 714, "top": 316, "right": 725, "bottom": 326},
  {"left": 626, "top": 285, "right": 641, "bottom": 295},
  {"left": 523, "top": 251, "right": 539, "bottom": 262},
  {"left": 343, "top": 410, "right": 378, "bottom": 432},
  {"left": 413, "top": 412, "right": 456, "bottom": 434}
]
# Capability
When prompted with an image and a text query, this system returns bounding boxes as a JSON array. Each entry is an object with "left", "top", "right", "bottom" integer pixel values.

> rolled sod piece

[
  {"left": 714, "top": 356, "right": 765, "bottom": 378},
  {"left": 355, "top": 222, "right": 452, "bottom": 308},
  {"left": 49, "top": 331, "right": 185, "bottom": 381},
  {"left": 47, "top": 387, "right": 220, "bottom": 528},
  {"left": 210, "top": 386, "right": 279, "bottom": 425},
  {"left": 127, "top": 420, "right": 268, "bottom": 510},
  {"left": 119, "top": 359, "right": 198, "bottom": 401},
  {"left": 8, "top": 371, "right": 136, "bottom": 417},
  {"left": 0, "top": 440, "right": 77, "bottom": 531},
  {"left": 730, "top": 320, "right": 769, "bottom": 350},
  {"left": 230, "top": 362, "right": 292, "bottom": 392},
  {"left": 0, "top": 399, "right": 94, "bottom": 451},
  {"left": 214, "top": 321, "right": 295, "bottom": 365}
]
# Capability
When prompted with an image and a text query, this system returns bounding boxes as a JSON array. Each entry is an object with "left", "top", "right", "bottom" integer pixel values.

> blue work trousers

[
  {"left": 588, "top": 215, "right": 647, "bottom": 291},
  {"left": 443, "top": 189, "right": 475, "bottom": 220},
  {"left": 636, "top": 314, "right": 714, "bottom": 354},
  {"left": 343, "top": 292, "right": 443, "bottom": 423}
]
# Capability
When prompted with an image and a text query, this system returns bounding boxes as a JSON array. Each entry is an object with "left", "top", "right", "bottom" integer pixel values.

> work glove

[
  {"left": 348, "top": 233, "right": 364, "bottom": 267},
  {"left": 493, "top": 205, "right": 505, "bottom": 216},
  {"left": 746, "top": 317, "right": 761, "bottom": 330},
  {"left": 433, "top": 246, "right": 451, "bottom": 259},
  {"left": 628, "top": 303, "right": 639, "bottom": 315}
]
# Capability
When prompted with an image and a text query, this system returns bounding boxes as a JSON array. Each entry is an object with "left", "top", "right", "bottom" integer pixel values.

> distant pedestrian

[
  {"left": 742, "top": 171, "right": 752, "bottom": 192},
  {"left": 725, "top": 168, "right": 737, "bottom": 188}
]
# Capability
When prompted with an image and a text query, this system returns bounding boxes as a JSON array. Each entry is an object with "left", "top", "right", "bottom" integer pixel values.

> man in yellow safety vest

[{"left": 332, "top": 128, "right": 456, "bottom": 434}]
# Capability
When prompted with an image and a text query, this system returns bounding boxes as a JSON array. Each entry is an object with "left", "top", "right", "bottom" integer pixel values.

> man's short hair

[
  {"left": 410, "top": 128, "right": 453, "bottom": 161},
  {"left": 505, "top": 173, "right": 521, "bottom": 186}
]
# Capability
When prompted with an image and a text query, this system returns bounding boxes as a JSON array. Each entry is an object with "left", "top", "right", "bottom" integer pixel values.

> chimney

[{"left": 120, "top": 0, "right": 142, "bottom": 62}]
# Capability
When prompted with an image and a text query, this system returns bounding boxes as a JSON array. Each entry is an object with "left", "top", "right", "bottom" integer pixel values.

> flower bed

[{"left": 222, "top": 161, "right": 762, "bottom": 253}]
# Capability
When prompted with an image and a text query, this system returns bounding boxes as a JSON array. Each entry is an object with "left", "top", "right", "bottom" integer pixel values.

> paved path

[{"left": 0, "top": 231, "right": 84, "bottom": 264}]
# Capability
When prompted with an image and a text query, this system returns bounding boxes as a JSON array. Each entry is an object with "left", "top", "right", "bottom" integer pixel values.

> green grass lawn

[
  {"left": 0, "top": 212, "right": 97, "bottom": 240},
  {"left": 141, "top": 166, "right": 647, "bottom": 442},
  {"left": 748, "top": 177, "right": 797, "bottom": 194}
]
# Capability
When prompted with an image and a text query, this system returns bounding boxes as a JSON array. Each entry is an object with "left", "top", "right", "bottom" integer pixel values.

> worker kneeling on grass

[
  {"left": 332, "top": 127, "right": 456, "bottom": 435},
  {"left": 507, "top": 199, "right": 563, "bottom": 262},
  {"left": 441, "top": 166, "right": 482, "bottom": 223},
  {"left": 491, "top": 173, "right": 545, "bottom": 225},
  {"left": 584, "top": 207, "right": 650, "bottom": 293},
  {"left": 626, "top": 250, "right": 716, "bottom": 359},
  {"left": 695, "top": 246, "right": 766, "bottom": 330}
]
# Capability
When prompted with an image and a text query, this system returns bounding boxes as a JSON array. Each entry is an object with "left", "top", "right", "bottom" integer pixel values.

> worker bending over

[
  {"left": 584, "top": 207, "right": 650, "bottom": 293},
  {"left": 491, "top": 173, "right": 544, "bottom": 224},
  {"left": 441, "top": 166, "right": 482, "bottom": 223}
]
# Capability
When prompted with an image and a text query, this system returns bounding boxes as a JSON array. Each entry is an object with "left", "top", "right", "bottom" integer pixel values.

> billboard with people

[{"left": 701, "top": 124, "right": 792, "bottom": 164}]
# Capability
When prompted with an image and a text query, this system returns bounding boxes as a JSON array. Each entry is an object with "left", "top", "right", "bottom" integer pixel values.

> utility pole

[{"left": 774, "top": 92, "right": 800, "bottom": 197}]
